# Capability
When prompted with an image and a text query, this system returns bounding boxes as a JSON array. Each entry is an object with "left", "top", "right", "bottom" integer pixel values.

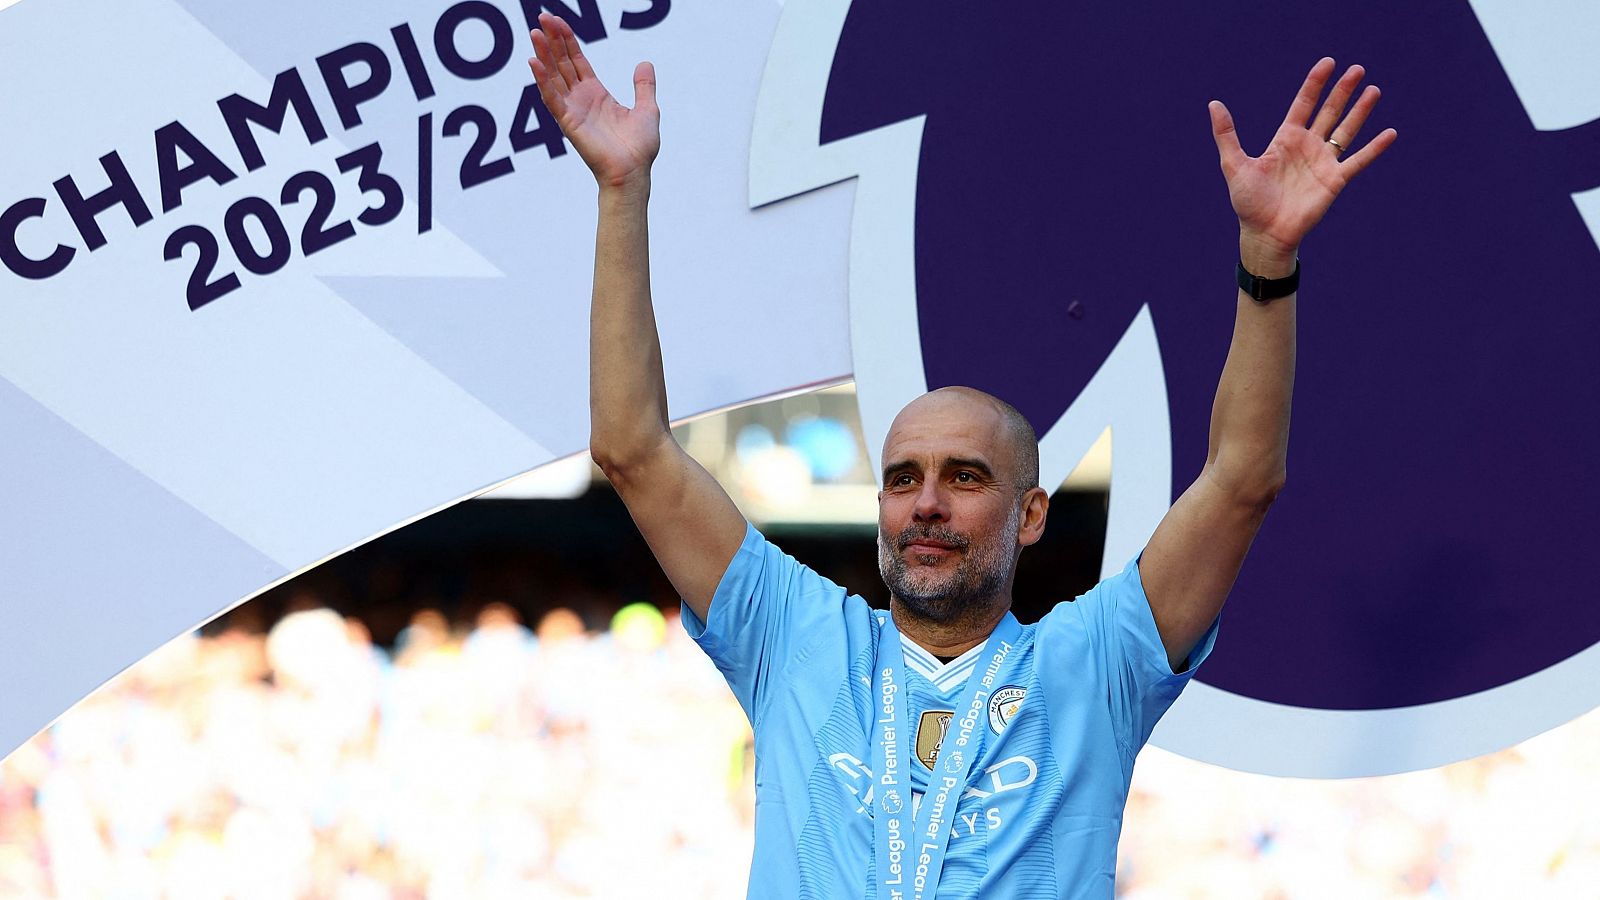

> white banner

[{"left": 0, "top": 0, "right": 852, "bottom": 760}]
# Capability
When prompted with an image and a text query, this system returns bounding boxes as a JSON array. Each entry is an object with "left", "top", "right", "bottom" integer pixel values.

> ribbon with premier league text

[{"left": 873, "top": 611, "right": 1023, "bottom": 899}]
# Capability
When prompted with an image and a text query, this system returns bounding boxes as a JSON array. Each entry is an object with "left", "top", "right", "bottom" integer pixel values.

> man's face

[{"left": 876, "top": 392, "right": 1025, "bottom": 623}]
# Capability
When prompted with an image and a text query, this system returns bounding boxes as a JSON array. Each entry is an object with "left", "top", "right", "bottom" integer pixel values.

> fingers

[
  {"left": 1329, "top": 84, "right": 1380, "bottom": 149},
  {"left": 529, "top": 13, "right": 588, "bottom": 89},
  {"left": 1291, "top": 58, "right": 1393, "bottom": 175},
  {"left": 633, "top": 61, "right": 658, "bottom": 116},
  {"left": 529, "top": 11, "right": 652, "bottom": 124},
  {"left": 1282, "top": 57, "right": 1335, "bottom": 129},
  {"left": 1309, "top": 65, "right": 1364, "bottom": 139},
  {"left": 542, "top": 21, "right": 582, "bottom": 89},
  {"left": 527, "top": 58, "right": 567, "bottom": 121},
  {"left": 1208, "top": 100, "right": 1245, "bottom": 174},
  {"left": 552, "top": 14, "right": 598, "bottom": 84},
  {"left": 1340, "top": 126, "right": 1398, "bottom": 178},
  {"left": 529, "top": 27, "right": 567, "bottom": 95},
  {"left": 527, "top": 38, "right": 569, "bottom": 122}
]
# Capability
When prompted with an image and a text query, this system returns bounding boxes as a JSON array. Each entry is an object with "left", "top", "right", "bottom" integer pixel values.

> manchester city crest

[{"left": 989, "top": 687, "right": 1027, "bottom": 734}]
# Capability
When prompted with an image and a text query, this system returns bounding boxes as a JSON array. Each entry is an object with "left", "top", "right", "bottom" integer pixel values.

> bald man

[{"left": 528, "top": 13, "right": 1393, "bottom": 899}]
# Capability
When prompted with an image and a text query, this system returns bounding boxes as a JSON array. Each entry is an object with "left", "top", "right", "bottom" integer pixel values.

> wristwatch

[{"left": 1236, "top": 259, "right": 1299, "bottom": 302}]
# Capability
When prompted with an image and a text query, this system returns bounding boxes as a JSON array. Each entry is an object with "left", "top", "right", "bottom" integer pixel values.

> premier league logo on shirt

[{"left": 751, "top": 0, "right": 1600, "bottom": 776}]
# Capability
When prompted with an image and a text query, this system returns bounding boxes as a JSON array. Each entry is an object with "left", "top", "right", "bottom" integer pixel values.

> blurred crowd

[
  {"left": 3, "top": 599, "right": 1598, "bottom": 899},
  {"left": 0, "top": 603, "right": 753, "bottom": 899},
  {"left": 1119, "top": 712, "right": 1600, "bottom": 898}
]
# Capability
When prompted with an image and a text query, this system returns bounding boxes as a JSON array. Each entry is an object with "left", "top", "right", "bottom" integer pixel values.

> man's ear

[{"left": 1017, "top": 487, "right": 1049, "bottom": 548}]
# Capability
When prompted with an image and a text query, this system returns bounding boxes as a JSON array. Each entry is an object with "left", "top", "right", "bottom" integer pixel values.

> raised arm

[
  {"left": 1139, "top": 58, "right": 1397, "bottom": 671},
  {"left": 529, "top": 13, "right": 746, "bottom": 622}
]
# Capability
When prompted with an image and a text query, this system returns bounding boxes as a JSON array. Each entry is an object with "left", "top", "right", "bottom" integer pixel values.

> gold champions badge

[{"left": 915, "top": 710, "right": 955, "bottom": 769}]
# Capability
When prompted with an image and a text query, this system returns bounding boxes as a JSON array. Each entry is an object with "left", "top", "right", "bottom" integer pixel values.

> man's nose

[{"left": 913, "top": 480, "right": 948, "bottom": 522}]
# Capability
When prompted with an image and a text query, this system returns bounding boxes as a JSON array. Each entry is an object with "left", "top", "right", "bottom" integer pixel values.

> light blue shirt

[{"left": 682, "top": 523, "right": 1219, "bottom": 899}]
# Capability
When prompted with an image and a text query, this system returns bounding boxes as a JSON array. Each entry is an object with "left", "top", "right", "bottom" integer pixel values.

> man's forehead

[{"left": 882, "top": 392, "right": 1008, "bottom": 465}]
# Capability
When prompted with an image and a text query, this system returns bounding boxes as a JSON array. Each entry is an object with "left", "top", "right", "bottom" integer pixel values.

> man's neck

[{"left": 890, "top": 600, "right": 1009, "bottom": 658}]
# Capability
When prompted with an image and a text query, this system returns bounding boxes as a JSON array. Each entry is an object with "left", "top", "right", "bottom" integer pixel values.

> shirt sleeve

[
  {"left": 679, "top": 521, "right": 852, "bottom": 725},
  {"left": 1040, "top": 554, "right": 1220, "bottom": 757}
]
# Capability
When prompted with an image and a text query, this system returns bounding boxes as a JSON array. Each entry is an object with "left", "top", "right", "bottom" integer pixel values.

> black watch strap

[{"left": 1236, "top": 258, "right": 1300, "bottom": 302}]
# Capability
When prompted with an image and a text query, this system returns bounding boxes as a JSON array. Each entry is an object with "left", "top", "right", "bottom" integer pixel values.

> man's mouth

[{"left": 902, "top": 536, "right": 963, "bottom": 557}]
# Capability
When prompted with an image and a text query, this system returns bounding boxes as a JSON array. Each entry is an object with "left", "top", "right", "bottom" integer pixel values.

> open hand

[
  {"left": 1210, "top": 58, "right": 1397, "bottom": 265},
  {"left": 528, "top": 12, "right": 659, "bottom": 189}
]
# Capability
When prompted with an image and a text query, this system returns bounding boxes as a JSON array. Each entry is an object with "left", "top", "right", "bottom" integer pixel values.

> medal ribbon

[{"left": 872, "top": 611, "right": 1023, "bottom": 899}]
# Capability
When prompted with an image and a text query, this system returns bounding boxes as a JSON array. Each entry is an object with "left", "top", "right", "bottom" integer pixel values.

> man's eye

[
  {"left": 955, "top": 471, "right": 974, "bottom": 483},
  {"left": 892, "top": 474, "right": 913, "bottom": 487}
]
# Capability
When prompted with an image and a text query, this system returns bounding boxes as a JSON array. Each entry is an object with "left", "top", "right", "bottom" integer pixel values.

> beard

[{"left": 877, "top": 506, "right": 1020, "bottom": 626}]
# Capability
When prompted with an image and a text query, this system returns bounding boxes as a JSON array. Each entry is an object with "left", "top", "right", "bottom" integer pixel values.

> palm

[
  {"left": 555, "top": 77, "right": 659, "bottom": 184},
  {"left": 1210, "top": 59, "right": 1397, "bottom": 253},
  {"left": 1227, "top": 126, "right": 1347, "bottom": 249},
  {"left": 529, "top": 13, "right": 660, "bottom": 188}
]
